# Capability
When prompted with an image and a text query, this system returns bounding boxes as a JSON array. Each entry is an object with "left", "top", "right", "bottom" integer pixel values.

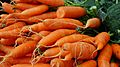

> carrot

[
  {"left": 98, "top": 45, "right": 112, "bottom": 67},
  {"left": 0, "top": 28, "right": 21, "bottom": 39},
  {"left": 43, "top": 18, "right": 83, "bottom": 30},
  {"left": 5, "top": 18, "right": 18, "bottom": 26},
  {"left": 84, "top": 18, "right": 101, "bottom": 29},
  {"left": 28, "top": 12, "right": 57, "bottom": 23},
  {"left": 0, "top": 22, "right": 26, "bottom": 32},
  {"left": 14, "top": 3, "right": 38, "bottom": 10},
  {"left": 110, "top": 62, "right": 119, "bottom": 67},
  {"left": 62, "top": 42, "right": 97, "bottom": 60},
  {"left": 37, "top": 0, "right": 64, "bottom": 6},
  {"left": 111, "top": 44, "right": 120, "bottom": 60},
  {"left": 77, "top": 60, "right": 97, "bottom": 67},
  {"left": 57, "top": 6, "right": 86, "bottom": 18},
  {"left": 37, "top": 29, "right": 76, "bottom": 47},
  {"left": 0, "top": 61, "right": 12, "bottom": 67},
  {"left": 2, "top": 2, "right": 21, "bottom": 13},
  {"left": 79, "top": 37, "right": 95, "bottom": 44},
  {"left": 11, "top": 63, "right": 50, "bottom": 67},
  {"left": 0, "top": 14, "right": 8, "bottom": 19},
  {"left": 50, "top": 58, "right": 74, "bottom": 67},
  {"left": 0, "top": 38, "right": 16, "bottom": 46},
  {"left": 15, "top": 37, "right": 31, "bottom": 45},
  {"left": 13, "top": 0, "right": 38, "bottom": 4},
  {"left": 94, "top": 32, "right": 110, "bottom": 51},
  {"left": 52, "top": 34, "right": 90, "bottom": 47},
  {"left": 0, "top": 45, "right": 13, "bottom": 54}
]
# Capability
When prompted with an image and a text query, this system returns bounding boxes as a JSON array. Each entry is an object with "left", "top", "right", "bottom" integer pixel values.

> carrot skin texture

[
  {"left": 110, "top": 62, "right": 119, "bottom": 67},
  {"left": 78, "top": 60, "right": 97, "bottom": 67},
  {"left": 112, "top": 44, "right": 120, "bottom": 60},
  {"left": 0, "top": 45, "right": 13, "bottom": 54},
  {"left": 0, "top": 38, "right": 16, "bottom": 46},
  {"left": 98, "top": 45, "right": 112, "bottom": 67},
  {"left": 0, "top": 62, "right": 12, "bottom": 67},
  {"left": 57, "top": 6, "right": 86, "bottom": 18},
  {"left": 37, "top": 0, "right": 64, "bottom": 6},
  {"left": 38, "top": 29, "right": 76, "bottom": 47}
]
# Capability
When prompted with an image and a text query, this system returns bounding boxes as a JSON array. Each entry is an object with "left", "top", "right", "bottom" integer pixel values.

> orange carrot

[
  {"left": 13, "top": 0, "right": 38, "bottom": 4},
  {"left": 98, "top": 45, "right": 112, "bottom": 67},
  {"left": 43, "top": 18, "right": 83, "bottom": 30},
  {"left": 62, "top": 42, "right": 97, "bottom": 60},
  {"left": 0, "top": 22, "right": 26, "bottom": 32},
  {"left": 84, "top": 18, "right": 101, "bottom": 29},
  {"left": 79, "top": 37, "right": 95, "bottom": 44},
  {"left": 28, "top": 12, "right": 57, "bottom": 23},
  {"left": 15, "top": 37, "right": 31, "bottom": 45},
  {"left": 110, "top": 62, "right": 119, "bottom": 67},
  {"left": 0, "top": 45, "right": 13, "bottom": 54},
  {"left": 52, "top": 34, "right": 90, "bottom": 47},
  {"left": 14, "top": 3, "right": 38, "bottom": 10},
  {"left": 111, "top": 44, "right": 120, "bottom": 60},
  {"left": 0, "top": 61, "right": 12, "bottom": 67},
  {"left": 95, "top": 32, "right": 110, "bottom": 51},
  {"left": 50, "top": 58, "right": 74, "bottom": 67},
  {"left": 2, "top": 2, "right": 21, "bottom": 13},
  {"left": 37, "top": 29, "right": 76, "bottom": 47},
  {"left": 0, "top": 14, "right": 8, "bottom": 19},
  {"left": 0, "top": 38, "right": 16, "bottom": 46},
  {"left": 11, "top": 63, "right": 50, "bottom": 67},
  {"left": 5, "top": 18, "right": 17, "bottom": 26},
  {"left": 37, "top": 0, "right": 64, "bottom": 6},
  {"left": 78, "top": 60, "right": 97, "bottom": 67},
  {"left": 57, "top": 6, "right": 86, "bottom": 18},
  {"left": 0, "top": 28, "right": 21, "bottom": 39}
]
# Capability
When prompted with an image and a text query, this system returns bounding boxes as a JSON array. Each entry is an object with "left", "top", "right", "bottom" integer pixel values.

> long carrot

[
  {"left": 57, "top": 6, "right": 86, "bottom": 18},
  {"left": 0, "top": 38, "right": 16, "bottom": 46},
  {"left": 50, "top": 58, "right": 74, "bottom": 67},
  {"left": 43, "top": 18, "right": 83, "bottom": 30},
  {"left": 62, "top": 42, "right": 97, "bottom": 60},
  {"left": 14, "top": 3, "right": 38, "bottom": 10},
  {"left": 0, "top": 28, "right": 21, "bottom": 39},
  {"left": 77, "top": 60, "right": 97, "bottom": 67},
  {"left": 110, "top": 62, "right": 119, "bottom": 67},
  {"left": 52, "top": 34, "right": 90, "bottom": 47},
  {"left": 0, "top": 22, "right": 26, "bottom": 32},
  {"left": 11, "top": 63, "right": 50, "bottom": 67},
  {"left": 37, "top": 29, "right": 76, "bottom": 47},
  {"left": 98, "top": 45, "right": 112, "bottom": 67},
  {"left": 0, "top": 45, "right": 13, "bottom": 54},
  {"left": 37, "top": 0, "right": 64, "bottom": 6},
  {"left": 111, "top": 44, "right": 120, "bottom": 60}
]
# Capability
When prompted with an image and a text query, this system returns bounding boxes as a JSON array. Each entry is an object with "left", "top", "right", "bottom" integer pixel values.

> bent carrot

[
  {"left": 111, "top": 44, "right": 120, "bottom": 60},
  {"left": 110, "top": 62, "right": 119, "bottom": 67},
  {"left": 11, "top": 63, "right": 50, "bottom": 67},
  {"left": 0, "top": 38, "right": 16, "bottom": 46},
  {"left": 98, "top": 45, "right": 112, "bottom": 67},
  {"left": 63, "top": 42, "right": 97, "bottom": 60},
  {"left": 0, "top": 45, "right": 13, "bottom": 54},
  {"left": 37, "top": 29, "right": 76, "bottom": 47},
  {"left": 37, "top": 0, "right": 64, "bottom": 6},
  {"left": 0, "top": 22, "right": 26, "bottom": 32},
  {"left": 57, "top": 6, "right": 86, "bottom": 18},
  {"left": 78, "top": 60, "right": 97, "bottom": 67}
]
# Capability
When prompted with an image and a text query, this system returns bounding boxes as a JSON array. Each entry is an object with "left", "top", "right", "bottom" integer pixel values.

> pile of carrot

[{"left": 0, "top": 0, "right": 119, "bottom": 67}]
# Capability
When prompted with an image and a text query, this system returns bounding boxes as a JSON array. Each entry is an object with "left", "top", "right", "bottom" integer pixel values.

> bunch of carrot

[{"left": 0, "top": 0, "right": 119, "bottom": 67}]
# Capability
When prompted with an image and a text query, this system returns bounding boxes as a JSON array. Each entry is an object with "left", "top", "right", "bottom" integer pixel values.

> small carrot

[
  {"left": 0, "top": 22, "right": 26, "bottom": 32},
  {"left": 11, "top": 63, "right": 50, "bottom": 67},
  {"left": 84, "top": 18, "right": 101, "bottom": 29},
  {"left": 0, "top": 38, "right": 16, "bottom": 46},
  {"left": 0, "top": 45, "right": 13, "bottom": 54},
  {"left": 0, "top": 28, "right": 21, "bottom": 39},
  {"left": 62, "top": 42, "right": 97, "bottom": 60},
  {"left": 98, "top": 45, "right": 112, "bottom": 67},
  {"left": 94, "top": 32, "right": 110, "bottom": 51},
  {"left": 37, "top": 29, "right": 76, "bottom": 47},
  {"left": 52, "top": 34, "right": 90, "bottom": 47},
  {"left": 57, "top": 6, "right": 86, "bottom": 18},
  {"left": 43, "top": 18, "right": 83, "bottom": 30},
  {"left": 110, "top": 62, "right": 119, "bottom": 67},
  {"left": 111, "top": 44, "right": 120, "bottom": 60},
  {"left": 14, "top": 3, "right": 38, "bottom": 10},
  {"left": 77, "top": 60, "right": 97, "bottom": 67},
  {"left": 37, "top": 0, "right": 64, "bottom": 6},
  {"left": 28, "top": 12, "right": 57, "bottom": 23},
  {"left": 50, "top": 58, "right": 74, "bottom": 67}
]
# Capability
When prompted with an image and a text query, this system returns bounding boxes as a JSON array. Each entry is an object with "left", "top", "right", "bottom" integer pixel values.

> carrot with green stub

[
  {"left": 77, "top": 60, "right": 97, "bottom": 67},
  {"left": 57, "top": 6, "right": 86, "bottom": 18},
  {"left": 98, "top": 45, "right": 112, "bottom": 67},
  {"left": 37, "top": 0, "right": 64, "bottom": 6},
  {"left": 111, "top": 44, "right": 120, "bottom": 60},
  {"left": 0, "top": 38, "right": 16, "bottom": 46}
]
